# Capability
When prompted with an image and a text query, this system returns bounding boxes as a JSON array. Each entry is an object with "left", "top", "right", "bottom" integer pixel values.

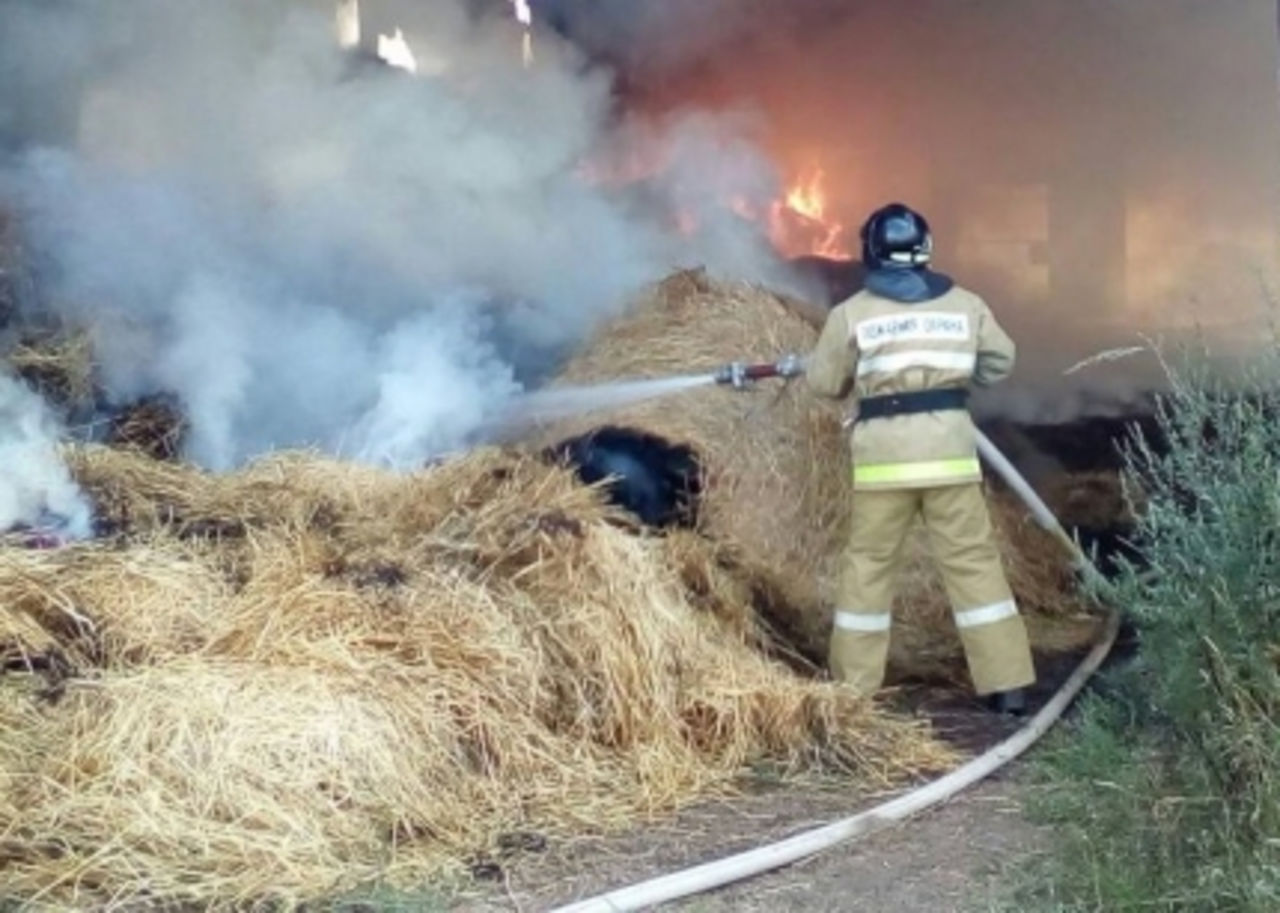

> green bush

[{"left": 1014, "top": 364, "right": 1280, "bottom": 912}]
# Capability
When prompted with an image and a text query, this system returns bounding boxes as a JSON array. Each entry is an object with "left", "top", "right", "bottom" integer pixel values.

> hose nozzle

[{"left": 714, "top": 353, "right": 806, "bottom": 389}]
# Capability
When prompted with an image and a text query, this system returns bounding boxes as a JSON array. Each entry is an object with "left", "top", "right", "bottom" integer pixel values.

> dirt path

[
  {"left": 446, "top": 676, "right": 1067, "bottom": 913},
  {"left": 445, "top": 771, "right": 1044, "bottom": 913},
  {"left": 660, "top": 775, "right": 1041, "bottom": 913},
  {"left": 432, "top": 636, "right": 1133, "bottom": 912}
]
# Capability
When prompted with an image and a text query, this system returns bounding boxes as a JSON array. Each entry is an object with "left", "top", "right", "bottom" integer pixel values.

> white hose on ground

[{"left": 550, "top": 432, "right": 1120, "bottom": 913}]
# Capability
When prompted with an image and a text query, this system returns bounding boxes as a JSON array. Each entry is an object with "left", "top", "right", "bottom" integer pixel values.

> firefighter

[{"left": 804, "top": 202, "right": 1035, "bottom": 714}]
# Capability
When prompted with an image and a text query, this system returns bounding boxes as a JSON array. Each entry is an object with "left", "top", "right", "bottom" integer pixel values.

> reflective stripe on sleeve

[
  {"left": 954, "top": 600, "right": 1019, "bottom": 629},
  {"left": 834, "top": 610, "right": 892, "bottom": 633},
  {"left": 856, "top": 350, "right": 977, "bottom": 377},
  {"left": 853, "top": 457, "right": 981, "bottom": 486}
]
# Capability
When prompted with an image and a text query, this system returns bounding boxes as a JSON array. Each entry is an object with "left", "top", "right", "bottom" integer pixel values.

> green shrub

[{"left": 1013, "top": 363, "right": 1280, "bottom": 912}]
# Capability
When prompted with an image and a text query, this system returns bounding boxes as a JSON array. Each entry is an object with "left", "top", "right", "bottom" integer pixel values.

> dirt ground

[
  {"left": 444, "top": 773, "right": 1042, "bottom": 913},
  {"left": 443, "top": 671, "right": 1075, "bottom": 913}
]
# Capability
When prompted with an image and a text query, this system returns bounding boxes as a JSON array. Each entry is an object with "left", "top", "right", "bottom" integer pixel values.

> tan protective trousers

[{"left": 829, "top": 483, "right": 1036, "bottom": 696}]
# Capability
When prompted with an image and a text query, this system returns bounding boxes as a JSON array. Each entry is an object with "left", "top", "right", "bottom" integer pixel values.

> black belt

[{"left": 855, "top": 388, "right": 969, "bottom": 423}]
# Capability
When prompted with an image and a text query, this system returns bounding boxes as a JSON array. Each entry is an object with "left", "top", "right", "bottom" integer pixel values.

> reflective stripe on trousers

[{"left": 834, "top": 610, "right": 892, "bottom": 633}]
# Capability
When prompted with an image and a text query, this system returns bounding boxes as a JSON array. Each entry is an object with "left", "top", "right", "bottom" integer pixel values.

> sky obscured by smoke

[
  {"left": 548, "top": 0, "right": 1280, "bottom": 418},
  {"left": 0, "top": 0, "right": 798, "bottom": 470},
  {"left": 1, "top": 0, "right": 1277, "bottom": 493}
]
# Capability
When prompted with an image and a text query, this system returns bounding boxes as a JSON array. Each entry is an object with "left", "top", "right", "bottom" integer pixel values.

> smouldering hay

[
  {"left": 539, "top": 269, "right": 1102, "bottom": 680},
  {"left": 1039, "top": 469, "right": 1145, "bottom": 532},
  {"left": 3, "top": 329, "right": 97, "bottom": 410},
  {"left": 105, "top": 394, "right": 189, "bottom": 460},
  {"left": 0, "top": 443, "right": 952, "bottom": 907}
]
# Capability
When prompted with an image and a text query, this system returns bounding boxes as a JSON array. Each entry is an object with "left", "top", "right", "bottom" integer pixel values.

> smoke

[
  {"left": 0, "top": 372, "right": 92, "bottom": 538},
  {"left": 0, "top": 0, "right": 801, "bottom": 471},
  {"left": 547, "top": 0, "right": 1280, "bottom": 418},
  {"left": 2, "top": 0, "right": 1275, "bottom": 480}
]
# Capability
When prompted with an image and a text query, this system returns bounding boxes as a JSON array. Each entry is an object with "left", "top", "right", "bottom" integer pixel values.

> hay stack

[
  {"left": 0, "top": 444, "right": 950, "bottom": 908},
  {"left": 539, "top": 269, "right": 1101, "bottom": 683}
]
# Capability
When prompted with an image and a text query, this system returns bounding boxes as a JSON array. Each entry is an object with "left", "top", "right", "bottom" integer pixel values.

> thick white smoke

[
  {"left": 0, "top": 0, "right": 800, "bottom": 471},
  {"left": 0, "top": 372, "right": 92, "bottom": 538}
]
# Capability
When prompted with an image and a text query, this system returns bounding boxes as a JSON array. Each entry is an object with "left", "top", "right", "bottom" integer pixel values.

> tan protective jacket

[{"left": 806, "top": 281, "right": 1015, "bottom": 490}]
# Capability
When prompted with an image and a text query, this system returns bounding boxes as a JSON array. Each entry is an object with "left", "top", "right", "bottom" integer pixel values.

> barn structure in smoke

[
  {"left": 329, "top": 1, "right": 1280, "bottom": 389},
  {"left": 540, "top": 0, "right": 1280, "bottom": 412}
]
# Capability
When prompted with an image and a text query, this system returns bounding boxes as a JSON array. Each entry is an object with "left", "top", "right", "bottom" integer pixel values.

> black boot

[{"left": 985, "top": 687, "right": 1028, "bottom": 717}]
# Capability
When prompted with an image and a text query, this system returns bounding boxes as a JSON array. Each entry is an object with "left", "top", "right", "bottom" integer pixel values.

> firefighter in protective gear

[{"left": 805, "top": 202, "right": 1035, "bottom": 714}]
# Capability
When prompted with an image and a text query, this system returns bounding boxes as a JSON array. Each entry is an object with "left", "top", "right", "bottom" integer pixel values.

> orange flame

[
  {"left": 767, "top": 168, "right": 850, "bottom": 259},
  {"left": 576, "top": 148, "right": 854, "bottom": 260}
]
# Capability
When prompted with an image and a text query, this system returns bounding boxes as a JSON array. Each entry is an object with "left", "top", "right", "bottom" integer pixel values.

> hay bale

[
  {"left": 535, "top": 270, "right": 1100, "bottom": 683},
  {"left": 0, "top": 443, "right": 952, "bottom": 907}
]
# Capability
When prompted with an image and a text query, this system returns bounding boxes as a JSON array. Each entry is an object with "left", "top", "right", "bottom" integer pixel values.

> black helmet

[{"left": 860, "top": 203, "right": 933, "bottom": 270}]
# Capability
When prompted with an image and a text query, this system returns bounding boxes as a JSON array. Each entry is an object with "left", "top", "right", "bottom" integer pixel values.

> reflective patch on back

[{"left": 855, "top": 311, "right": 970, "bottom": 349}]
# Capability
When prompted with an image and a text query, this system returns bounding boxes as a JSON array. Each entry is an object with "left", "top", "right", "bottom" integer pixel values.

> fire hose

[{"left": 549, "top": 358, "right": 1120, "bottom": 913}]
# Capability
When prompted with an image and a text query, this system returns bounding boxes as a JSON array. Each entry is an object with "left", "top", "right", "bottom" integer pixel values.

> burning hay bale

[
  {"left": 536, "top": 269, "right": 1102, "bottom": 683},
  {"left": 0, "top": 443, "right": 951, "bottom": 907}
]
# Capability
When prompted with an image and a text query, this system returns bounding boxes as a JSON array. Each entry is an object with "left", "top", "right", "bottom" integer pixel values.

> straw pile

[
  {"left": 0, "top": 443, "right": 951, "bottom": 908},
  {"left": 539, "top": 269, "right": 1104, "bottom": 683}
]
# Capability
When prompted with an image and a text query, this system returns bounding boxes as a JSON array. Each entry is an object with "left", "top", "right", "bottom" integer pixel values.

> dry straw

[
  {"left": 0, "top": 269, "right": 1103, "bottom": 907},
  {"left": 1, "top": 443, "right": 952, "bottom": 908}
]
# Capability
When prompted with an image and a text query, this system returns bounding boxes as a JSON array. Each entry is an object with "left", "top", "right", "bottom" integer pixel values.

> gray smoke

[
  {"left": 546, "top": 0, "right": 1280, "bottom": 420},
  {"left": 0, "top": 372, "right": 91, "bottom": 538},
  {"left": 0, "top": 0, "right": 802, "bottom": 470}
]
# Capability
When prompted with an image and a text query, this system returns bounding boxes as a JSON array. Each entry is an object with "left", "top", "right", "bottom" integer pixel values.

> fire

[
  {"left": 767, "top": 169, "right": 850, "bottom": 259},
  {"left": 376, "top": 27, "right": 418, "bottom": 74},
  {"left": 575, "top": 137, "right": 854, "bottom": 261}
]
